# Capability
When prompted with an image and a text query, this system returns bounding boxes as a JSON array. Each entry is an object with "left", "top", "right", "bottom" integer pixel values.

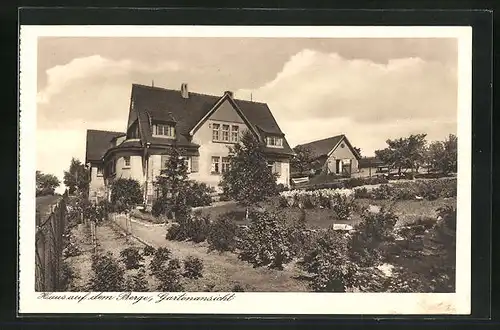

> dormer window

[
  {"left": 266, "top": 136, "right": 283, "bottom": 148},
  {"left": 152, "top": 123, "right": 175, "bottom": 138}
]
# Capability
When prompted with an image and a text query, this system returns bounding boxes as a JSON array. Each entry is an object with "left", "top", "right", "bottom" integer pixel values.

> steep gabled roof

[
  {"left": 295, "top": 134, "right": 360, "bottom": 160},
  {"left": 130, "top": 84, "right": 294, "bottom": 155},
  {"left": 85, "top": 129, "right": 125, "bottom": 163},
  {"left": 295, "top": 135, "right": 345, "bottom": 159}
]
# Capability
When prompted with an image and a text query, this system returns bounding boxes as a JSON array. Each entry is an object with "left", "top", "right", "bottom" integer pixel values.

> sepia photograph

[{"left": 19, "top": 25, "right": 472, "bottom": 315}]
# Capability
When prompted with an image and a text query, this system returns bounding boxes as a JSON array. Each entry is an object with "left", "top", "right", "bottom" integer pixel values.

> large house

[
  {"left": 294, "top": 134, "right": 361, "bottom": 176},
  {"left": 85, "top": 83, "right": 294, "bottom": 204}
]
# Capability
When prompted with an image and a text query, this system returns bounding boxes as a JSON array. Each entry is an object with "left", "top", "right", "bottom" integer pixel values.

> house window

[
  {"left": 212, "top": 123, "right": 220, "bottom": 141},
  {"left": 191, "top": 156, "right": 199, "bottom": 173},
  {"left": 179, "top": 156, "right": 191, "bottom": 173},
  {"left": 266, "top": 136, "right": 283, "bottom": 148},
  {"left": 123, "top": 156, "right": 131, "bottom": 167},
  {"left": 211, "top": 156, "right": 220, "bottom": 174},
  {"left": 222, "top": 124, "right": 230, "bottom": 142},
  {"left": 154, "top": 123, "right": 175, "bottom": 138},
  {"left": 231, "top": 125, "right": 239, "bottom": 143},
  {"left": 221, "top": 157, "right": 231, "bottom": 173},
  {"left": 96, "top": 166, "right": 103, "bottom": 177},
  {"left": 267, "top": 161, "right": 282, "bottom": 175}
]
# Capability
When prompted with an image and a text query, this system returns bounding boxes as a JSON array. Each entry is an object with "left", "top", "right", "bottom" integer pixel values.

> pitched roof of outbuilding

[{"left": 295, "top": 134, "right": 360, "bottom": 160}]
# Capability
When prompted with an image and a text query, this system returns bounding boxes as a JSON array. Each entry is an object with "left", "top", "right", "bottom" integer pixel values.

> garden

[{"left": 59, "top": 131, "right": 458, "bottom": 293}]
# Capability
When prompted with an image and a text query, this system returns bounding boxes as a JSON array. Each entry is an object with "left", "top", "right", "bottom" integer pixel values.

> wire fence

[{"left": 35, "top": 196, "right": 67, "bottom": 292}]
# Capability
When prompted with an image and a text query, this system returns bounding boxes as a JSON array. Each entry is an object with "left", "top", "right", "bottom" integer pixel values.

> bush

[
  {"left": 156, "top": 258, "right": 184, "bottom": 292},
  {"left": 298, "top": 229, "right": 357, "bottom": 292},
  {"left": 238, "top": 210, "right": 294, "bottom": 270},
  {"left": 332, "top": 194, "right": 356, "bottom": 220},
  {"left": 63, "top": 241, "right": 82, "bottom": 258},
  {"left": 185, "top": 181, "right": 214, "bottom": 207},
  {"left": 349, "top": 208, "right": 398, "bottom": 267},
  {"left": 58, "top": 262, "right": 79, "bottom": 291},
  {"left": 183, "top": 256, "right": 204, "bottom": 279},
  {"left": 149, "top": 247, "right": 172, "bottom": 278},
  {"left": 354, "top": 187, "right": 371, "bottom": 199},
  {"left": 232, "top": 284, "right": 245, "bottom": 292},
  {"left": 88, "top": 252, "right": 125, "bottom": 291},
  {"left": 370, "top": 184, "right": 394, "bottom": 200},
  {"left": 124, "top": 268, "right": 149, "bottom": 292},
  {"left": 119, "top": 247, "right": 145, "bottom": 270},
  {"left": 166, "top": 212, "right": 211, "bottom": 243},
  {"left": 165, "top": 223, "right": 182, "bottom": 241},
  {"left": 143, "top": 245, "right": 156, "bottom": 256},
  {"left": 207, "top": 213, "right": 239, "bottom": 252},
  {"left": 110, "top": 178, "right": 143, "bottom": 213}
]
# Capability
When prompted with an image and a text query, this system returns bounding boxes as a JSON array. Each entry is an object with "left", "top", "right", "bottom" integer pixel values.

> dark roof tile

[
  {"left": 85, "top": 129, "right": 125, "bottom": 163},
  {"left": 296, "top": 135, "right": 345, "bottom": 159}
]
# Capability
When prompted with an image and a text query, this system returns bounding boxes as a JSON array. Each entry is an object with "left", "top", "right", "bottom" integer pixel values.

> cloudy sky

[{"left": 37, "top": 37, "right": 458, "bottom": 191}]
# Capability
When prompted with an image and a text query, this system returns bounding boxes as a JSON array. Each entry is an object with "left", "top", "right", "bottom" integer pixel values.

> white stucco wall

[
  {"left": 89, "top": 165, "right": 106, "bottom": 201},
  {"left": 326, "top": 140, "right": 359, "bottom": 174},
  {"left": 190, "top": 99, "right": 249, "bottom": 191}
]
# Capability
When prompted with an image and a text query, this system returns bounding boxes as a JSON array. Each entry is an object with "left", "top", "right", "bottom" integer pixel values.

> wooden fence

[{"left": 35, "top": 197, "right": 67, "bottom": 292}]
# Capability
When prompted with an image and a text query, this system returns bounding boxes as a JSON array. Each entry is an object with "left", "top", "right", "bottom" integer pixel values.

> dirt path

[{"left": 110, "top": 214, "right": 309, "bottom": 292}]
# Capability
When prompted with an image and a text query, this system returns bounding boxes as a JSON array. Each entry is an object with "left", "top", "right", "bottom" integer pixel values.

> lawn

[{"left": 195, "top": 197, "right": 456, "bottom": 229}]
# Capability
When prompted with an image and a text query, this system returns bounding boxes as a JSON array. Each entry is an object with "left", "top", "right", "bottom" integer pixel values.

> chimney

[
  {"left": 181, "top": 83, "right": 189, "bottom": 98},
  {"left": 224, "top": 90, "right": 233, "bottom": 98}
]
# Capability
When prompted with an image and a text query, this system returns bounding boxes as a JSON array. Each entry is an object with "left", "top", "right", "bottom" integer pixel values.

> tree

[
  {"left": 36, "top": 171, "right": 60, "bottom": 196},
  {"left": 110, "top": 178, "right": 143, "bottom": 213},
  {"left": 353, "top": 147, "right": 362, "bottom": 158},
  {"left": 375, "top": 134, "right": 427, "bottom": 177},
  {"left": 426, "top": 134, "right": 457, "bottom": 174},
  {"left": 153, "top": 146, "right": 191, "bottom": 219},
  {"left": 291, "top": 145, "right": 313, "bottom": 175},
  {"left": 63, "top": 158, "right": 90, "bottom": 195},
  {"left": 220, "top": 130, "right": 278, "bottom": 217}
]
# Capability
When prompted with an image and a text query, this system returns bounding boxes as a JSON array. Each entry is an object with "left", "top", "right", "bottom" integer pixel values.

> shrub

[
  {"left": 63, "top": 241, "right": 82, "bottom": 258},
  {"left": 143, "top": 245, "right": 156, "bottom": 257},
  {"left": 152, "top": 199, "right": 169, "bottom": 218},
  {"left": 183, "top": 256, "right": 204, "bottom": 279},
  {"left": 119, "top": 247, "right": 145, "bottom": 270},
  {"left": 165, "top": 223, "right": 182, "bottom": 241},
  {"left": 238, "top": 210, "right": 294, "bottom": 270},
  {"left": 185, "top": 181, "right": 214, "bottom": 207},
  {"left": 88, "top": 252, "right": 125, "bottom": 291},
  {"left": 156, "top": 258, "right": 184, "bottom": 292},
  {"left": 207, "top": 213, "right": 239, "bottom": 252},
  {"left": 298, "top": 229, "right": 357, "bottom": 292},
  {"left": 370, "top": 184, "right": 394, "bottom": 200},
  {"left": 124, "top": 268, "right": 149, "bottom": 292},
  {"left": 110, "top": 178, "right": 143, "bottom": 213},
  {"left": 349, "top": 208, "right": 398, "bottom": 267},
  {"left": 58, "top": 261, "right": 79, "bottom": 291},
  {"left": 232, "top": 284, "right": 245, "bottom": 292},
  {"left": 149, "top": 247, "right": 172, "bottom": 278},
  {"left": 164, "top": 211, "right": 211, "bottom": 243},
  {"left": 354, "top": 187, "right": 371, "bottom": 199},
  {"left": 332, "top": 194, "right": 356, "bottom": 220}
]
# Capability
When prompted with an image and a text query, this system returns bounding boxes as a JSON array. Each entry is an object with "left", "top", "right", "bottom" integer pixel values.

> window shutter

[{"left": 191, "top": 156, "right": 199, "bottom": 173}]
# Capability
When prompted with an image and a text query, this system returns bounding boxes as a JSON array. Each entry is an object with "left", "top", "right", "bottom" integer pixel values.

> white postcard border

[{"left": 19, "top": 25, "right": 472, "bottom": 315}]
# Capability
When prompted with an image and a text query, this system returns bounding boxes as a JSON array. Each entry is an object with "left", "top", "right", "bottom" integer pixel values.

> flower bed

[
  {"left": 279, "top": 188, "right": 354, "bottom": 209},
  {"left": 355, "top": 178, "right": 457, "bottom": 201}
]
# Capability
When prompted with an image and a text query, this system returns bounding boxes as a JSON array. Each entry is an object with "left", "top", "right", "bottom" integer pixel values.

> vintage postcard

[{"left": 19, "top": 25, "right": 472, "bottom": 315}]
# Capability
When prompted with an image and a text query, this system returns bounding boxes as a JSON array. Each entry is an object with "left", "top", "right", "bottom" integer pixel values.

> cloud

[
  {"left": 234, "top": 49, "right": 457, "bottom": 154},
  {"left": 37, "top": 55, "right": 181, "bottom": 104},
  {"left": 235, "top": 49, "right": 457, "bottom": 124}
]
